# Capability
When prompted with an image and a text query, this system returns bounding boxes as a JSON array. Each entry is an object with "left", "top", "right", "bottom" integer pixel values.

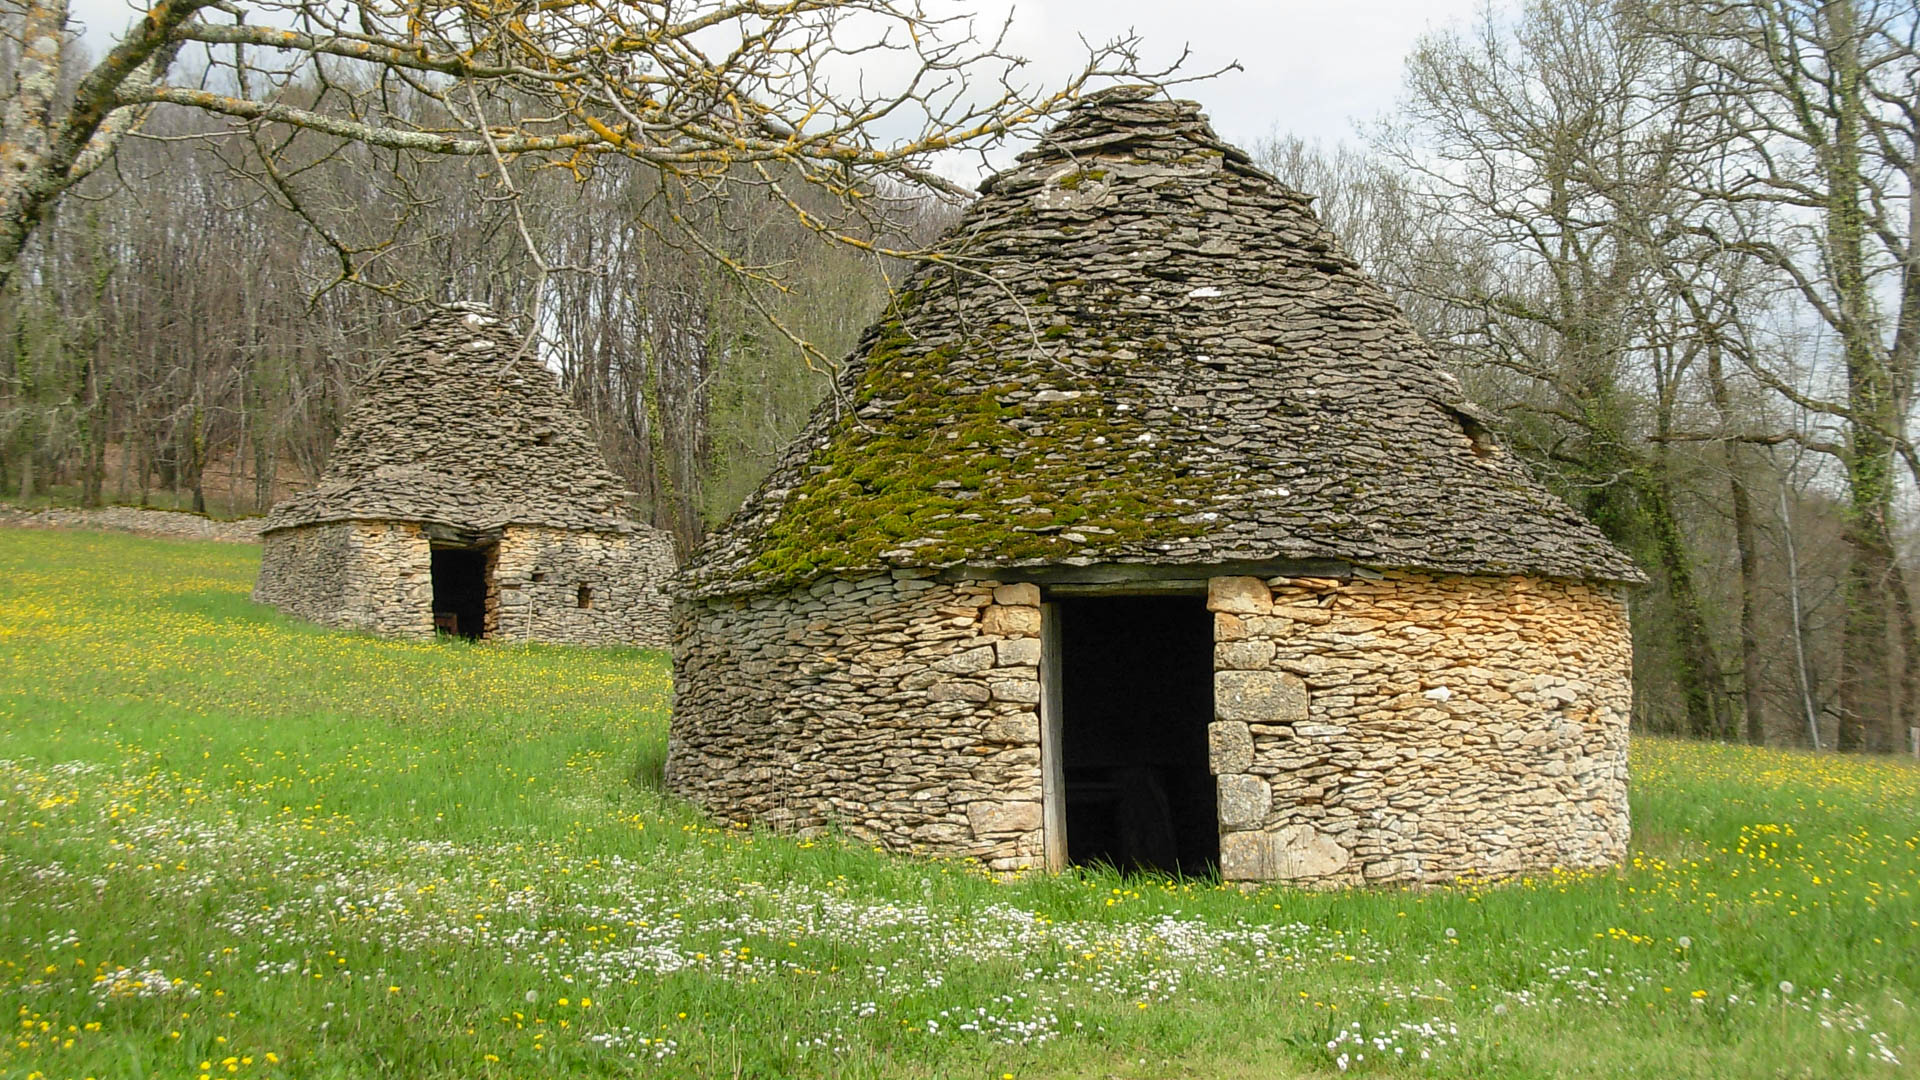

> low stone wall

[
  {"left": 492, "top": 524, "right": 674, "bottom": 647},
  {"left": 1206, "top": 571, "right": 1631, "bottom": 886},
  {"left": 0, "top": 506, "right": 262, "bottom": 543},
  {"left": 668, "top": 574, "right": 1049, "bottom": 870},
  {"left": 254, "top": 521, "right": 433, "bottom": 637}
]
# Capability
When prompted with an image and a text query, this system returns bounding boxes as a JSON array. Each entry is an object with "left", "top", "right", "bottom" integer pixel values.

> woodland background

[{"left": 3, "top": 0, "right": 1919, "bottom": 756}]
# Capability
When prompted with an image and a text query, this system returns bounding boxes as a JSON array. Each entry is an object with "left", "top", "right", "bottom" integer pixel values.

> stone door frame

[
  {"left": 1038, "top": 600, "right": 1067, "bottom": 870},
  {"left": 952, "top": 560, "right": 1360, "bottom": 875}
]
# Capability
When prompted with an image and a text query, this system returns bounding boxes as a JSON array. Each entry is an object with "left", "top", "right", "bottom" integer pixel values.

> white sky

[
  {"left": 985, "top": 0, "right": 1489, "bottom": 148},
  {"left": 66, "top": 0, "right": 1492, "bottom": 152}
]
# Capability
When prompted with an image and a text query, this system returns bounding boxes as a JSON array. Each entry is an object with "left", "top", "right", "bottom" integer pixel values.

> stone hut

[
  {"left": 254, "top": 305, "right": 676, "bottom": 647},
  {"left": 667, "top": 88, "right": 1643, "bottom": 884}
]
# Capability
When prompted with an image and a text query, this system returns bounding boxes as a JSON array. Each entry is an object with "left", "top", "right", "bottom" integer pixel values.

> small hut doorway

[
  {"left": 1041, "top": 594, "right": 1218, "bottom": 876},
  {"left": 431, "top": 545, "right": 493, "bottom": 639}
]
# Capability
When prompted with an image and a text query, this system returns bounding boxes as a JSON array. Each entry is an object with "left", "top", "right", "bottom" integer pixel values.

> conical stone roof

[
  {"left": 680, "top": 87, "right": 1642, "bottom": 597},
  {"left": 263, "top": 305, "right": 640, "bottom": 534}
]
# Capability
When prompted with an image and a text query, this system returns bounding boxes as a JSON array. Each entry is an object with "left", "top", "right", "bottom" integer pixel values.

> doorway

[
  {"left": 1047, "top": 594, "right": 1217, "bottom": 876},
  {"left": 431, "top": 545, "right": 493, "bottom": 639}
]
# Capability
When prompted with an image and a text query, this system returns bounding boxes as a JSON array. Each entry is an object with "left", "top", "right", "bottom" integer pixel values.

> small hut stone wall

[
  {"left": 256, "top": 520, "right": 674, "bottom": 645},
  {"left": 1204, "top": 572, "right": 1630, "bottom": 886},
  {"left": 255, "top": 521, "right": 427, "bottom": 635},
  {"left": 669, "top": 567, "right": 1632, "bottom": 883},
  {"left": 492, "top": 525, "right": 676, "bottom": 646}
]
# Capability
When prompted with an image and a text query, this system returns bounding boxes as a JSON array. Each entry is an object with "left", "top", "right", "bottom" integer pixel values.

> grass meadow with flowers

[{"left": 0, "top": 526, "right": 1917, "bottom": 1079}]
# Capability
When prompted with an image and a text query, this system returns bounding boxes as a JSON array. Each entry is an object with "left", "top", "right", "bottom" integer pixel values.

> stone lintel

[
  {"left": 425, "top": 522, "right": 504, "bottom": 548},
  {"left": 938, "top": 558, "right": 1354, "bottom": 589}
]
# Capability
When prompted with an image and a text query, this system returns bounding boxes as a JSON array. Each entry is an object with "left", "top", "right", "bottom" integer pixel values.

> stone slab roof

[
  {"left": 263, "top": 305, "right": 643, "bottom": 535},
  {"left": 679, "top": 87, "right": 1644, "bottom": 597}
]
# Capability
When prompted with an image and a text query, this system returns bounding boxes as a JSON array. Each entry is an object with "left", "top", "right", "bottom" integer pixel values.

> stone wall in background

[
  {"left": 492, "top": 524, "right": 675, "bottom": 647},
  {"left": 1206, "top": 571, "right": 1632, "bottom": 886},
  {"left": 668, "top": 574, "right": 1050, "bottom": 871},
  {"left": 0, "top": 506, "right": 262, "bottom": 543}
]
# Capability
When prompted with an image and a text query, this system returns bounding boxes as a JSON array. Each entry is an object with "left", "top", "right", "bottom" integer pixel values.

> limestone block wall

[
  {"left": 253, "top": 521, "right": 434, "bottom": 638},
  {"left": 1205, "top": 571, "right": 1632, "bottom": 886},
  {"left": 253, "top": 522, "right": 353, "bottom": 625},
  {"left": 491, "top": 525, "right": 675, "bottom": 647},
  {"left": 668, "top": 574, "right": 1049, "bottom": 870}
]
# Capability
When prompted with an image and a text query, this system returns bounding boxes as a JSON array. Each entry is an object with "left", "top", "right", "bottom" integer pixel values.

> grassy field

[{"left": 0, "top": 528, "right": 1916, "bottom": 1079}]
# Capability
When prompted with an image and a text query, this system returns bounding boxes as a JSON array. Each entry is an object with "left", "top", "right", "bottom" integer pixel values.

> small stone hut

[
  {"left": 254, "top": 305, "right": 676, "bottom": 647},
  {"left": 668, "top": 88, "right": 1644, "bottom": 885}
]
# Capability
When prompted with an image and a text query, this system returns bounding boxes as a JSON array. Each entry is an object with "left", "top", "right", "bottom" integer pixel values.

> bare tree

[
  {"left": 0, "top": 0, "right": 1179, "bottom": 335},
  {"left": 1374, "top": 0, "right": 1746, "bottom": 738},
  {"left": 1659, "top": 0, "right": 1920, "bottom": 752}
]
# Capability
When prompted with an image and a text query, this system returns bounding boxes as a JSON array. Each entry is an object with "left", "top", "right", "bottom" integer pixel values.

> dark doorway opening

[
  {"left": 431, "top": 546, "right": 492, "bottom": 639},
  {"left": 1056, "top": 594, "right": 1217, "bottom": 876}
]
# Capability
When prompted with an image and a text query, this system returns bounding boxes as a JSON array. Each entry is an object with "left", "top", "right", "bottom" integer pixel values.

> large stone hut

[
  {"left": 254, "top": 305, "right": 676, "bottom": 647},
  {"left": 667, "top": 88, "right": 1643, "bottom": 885}
]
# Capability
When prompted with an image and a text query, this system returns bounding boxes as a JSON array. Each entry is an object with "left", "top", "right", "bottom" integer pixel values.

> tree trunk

[
  {"left": 1824, "top": 0, "right": 1901, "bottom": 753},
  {"left": 1705, "top": 341, "right": 1766, "bottom": 743},
  {"left": 251, "top": 373, "right": 276, "bottom": 513},
  {"left": 189, "top": 403, "right": 207, "bottom": 515},
  {"left": 1728, "top": 456, "right": 1764, "bottom": 743},
  {"left": 1887, "top": 561, "right": 1920, "bottom": 745},
  {"left": 1640, "top": 460, "right": 1724, "bottom": 739},
  {"left": 1779, "top": 486, "right": 1824, "bottom": 749}
]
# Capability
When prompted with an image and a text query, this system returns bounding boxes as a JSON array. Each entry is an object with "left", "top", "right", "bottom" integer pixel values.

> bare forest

[{"left": 3, "top": 0, "right": 1919, "bottom": 755}]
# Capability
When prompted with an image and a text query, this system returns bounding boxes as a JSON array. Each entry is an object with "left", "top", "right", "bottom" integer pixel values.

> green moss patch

[{"left": 741, "top": 282, "right": 1239, "bottom": 585}]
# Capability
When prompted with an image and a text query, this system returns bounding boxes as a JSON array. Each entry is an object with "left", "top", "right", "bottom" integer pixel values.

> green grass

[{"left": 1, "top": 527, "right": 1916, "bottom": 1079}]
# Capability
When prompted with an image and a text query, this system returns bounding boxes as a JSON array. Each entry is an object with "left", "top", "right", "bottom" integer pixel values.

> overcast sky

[
  {"left": 985, "top": 0, "right": 1489, "bottom": 148},
  {"left": 65, "top": 0, "right": 1492, "bottom": 150}
]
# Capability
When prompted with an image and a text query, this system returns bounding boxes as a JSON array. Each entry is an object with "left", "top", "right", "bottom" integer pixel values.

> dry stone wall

[
  {"left": 492, "top": 524, "right": 674, "bottom": 647},
  {"left": 670, "top": 566, "right": 1631, "bottom": 885},
  {"left": 254, "top": 521, "right": 433, "bottom": 637},
  {"left": 668, "top": 575, "right": 1050, "bottom": 871},
  {"left": 252, "top": 522, "right": 354, "bottom": 625},
  {"left": 0, "top": 506, "right": 262, "bottom": 543},
  {"left": 1206, "top": 571, "right": 1631, "bottom": 886},
  {"left": 256, "top": 520, "right": 674, "bottom": 647}
]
